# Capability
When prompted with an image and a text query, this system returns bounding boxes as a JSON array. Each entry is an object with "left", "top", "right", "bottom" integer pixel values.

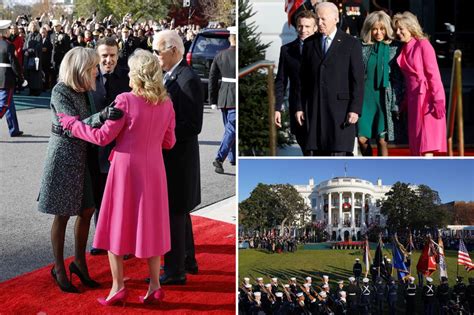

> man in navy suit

[
  {"left": 88, "top": 38, "right": 131, "bottom": 255},
  {"left": 274, "top": 10, "right": 317, "bottom": 155},
  {"left": 296, "top": 2, "right": 364, "bottom": 156},
  {"left": 153, "top": 30, "right": 203, "bottom": 285}
]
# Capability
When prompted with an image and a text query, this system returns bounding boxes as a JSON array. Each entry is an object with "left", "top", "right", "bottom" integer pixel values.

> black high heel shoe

[
  {"left": 69, "top": 261, "right": 101, "bottom": 288},
  {"left": 51, "top": 267, "right": 79, "bottom": 293}
]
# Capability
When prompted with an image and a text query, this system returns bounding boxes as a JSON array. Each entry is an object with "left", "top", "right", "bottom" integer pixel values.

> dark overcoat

[
  {"left": 163, "top": 60, "right": 204, "bottom": 213},
  {"left": 274, "top": 38, "right": 302, "bottom": 134},
  {"left": 208, "top": 46, "right": 236, "bottom": 109},
  {"left": 23, "top": 31, "right": 43, "bottom": 90},
  {"left": 297, "top": 30, "right": 364, "bottom": 152},
  {"left": 37, "top": 82, "right": 101, "bottom": 216}
]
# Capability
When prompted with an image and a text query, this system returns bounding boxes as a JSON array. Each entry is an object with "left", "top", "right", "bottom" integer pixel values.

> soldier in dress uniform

[
  {"left": 290, "top": 277, "right": 299, "bottom": 296},
  {"left": 335, "top": 280, "right": 345, "bottom": 300},
  {"left": 249, "top": 291, "right": 265, "bottom": 314},
  {"left": 254, "top": 277, "right": 264, "bottom": 292},
  {"left": 386, "top": 278, "right": 398, "bottom": 315},
  {"left": 49, "top": 19, "right": 70, "bottom": 85},
  {"left": 422, "top": 277, "right": 436, "bottom": 315},
  {"left": 347, "top": 276, "right": 360, "bottom": 315},
  {"left": 353, "top": 258, "right": 363, "bottom": 284},
  {"left": 117, "top": 26, "right": 138, "bottom": 68},
  {"left": 271, "top": 277, "right": 279, "bottom": 294},
  {"left": 210, "top": 26, "right": 236, "bottom": 173},
  {"left": 359, "top": 277, "right": 372, "bottom": 315},
  {"left": 452, "top": 276, "right": 467, "bottom": 306},
  {"left": 374, "top": 277, "right": 386, "bottom": 315},
  {"left": 335, "top": 290, "right": 348, "bottom": 315},
  {"left": 405, "top": 276, "right": 417, "bottom": 315},
  {"left": 437, "top": 276, "right": 450, "bottom": 315},
  {"left": 0, "top": 20, "right": 23, "bottom": 137}
]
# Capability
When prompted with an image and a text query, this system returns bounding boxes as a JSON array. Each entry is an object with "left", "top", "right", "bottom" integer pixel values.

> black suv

[{"left": 186, "top": 29, "right": 230, "bottom": 103}]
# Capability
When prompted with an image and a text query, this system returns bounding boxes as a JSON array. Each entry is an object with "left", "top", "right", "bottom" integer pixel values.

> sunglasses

[{"left": 153, "top": 46, "right": 174, "bottom": 56}]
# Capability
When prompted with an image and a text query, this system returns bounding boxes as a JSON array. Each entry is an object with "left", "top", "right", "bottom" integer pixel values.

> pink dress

[
  {"left": 397, "top": 38, "right": 447, "bottom": 156},
  {"left": 69, "top": 92, "right": 176, "bottom": 258}
]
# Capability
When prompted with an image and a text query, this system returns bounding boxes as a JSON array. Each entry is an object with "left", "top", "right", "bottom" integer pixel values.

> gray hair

[
  {"left": 315, "top": 2, "right": 339, "bottom": 22},
  {"left": 153, "top": 30, "right": 185, "bottom": 56},
  {"left": 360, "top": 11, "right": 394, "bottom": 44}
]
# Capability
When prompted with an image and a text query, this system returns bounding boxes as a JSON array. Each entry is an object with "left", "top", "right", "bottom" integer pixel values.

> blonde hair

[
  {"left": 128, "top": 49, "right": 168, "bottom": 105},
  {"left": 360, "top": 11, "right": 394, "bottom": 44},
  {"left": 58, "top": 47, "right": 99, "bottom": 92},
  {"left": 28, "top": 21, "right": 39, "bottom": 33},
  {"left": 392, "top": 11, "right": 428, "bottom": 40}
]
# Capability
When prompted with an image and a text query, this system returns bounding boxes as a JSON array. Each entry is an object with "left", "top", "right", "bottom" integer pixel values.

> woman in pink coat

[
  {"left": 58, "top": 49, "right": 175, "bottom": 306},
  {"left": 393, "top": 12, "right": 447, "bottom": 156}
]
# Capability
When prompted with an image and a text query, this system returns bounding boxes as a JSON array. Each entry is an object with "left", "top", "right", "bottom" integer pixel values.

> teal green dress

[{"left": 359, "top": 41, "right": 390, "bottom": 140}]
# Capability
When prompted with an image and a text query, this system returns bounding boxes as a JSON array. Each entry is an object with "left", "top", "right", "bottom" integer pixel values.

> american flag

[
  {"left": 458, "top": 239, "right": 473, "bottom": 271},
  {"left": 285, "top": 0, "right": 304, "bottom": 25}
]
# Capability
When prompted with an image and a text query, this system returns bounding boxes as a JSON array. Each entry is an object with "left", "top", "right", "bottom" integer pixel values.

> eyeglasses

[{"left": 153, "top": 46, "right": 174, "bottom": 56}]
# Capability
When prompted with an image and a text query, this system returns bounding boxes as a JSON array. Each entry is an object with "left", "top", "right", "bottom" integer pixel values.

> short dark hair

[
  {"left": 96, "top": 37, "right": 119, "bottom": 50},
  {"left": 296, "top": 10, "right": 317, "bottom": 24}
]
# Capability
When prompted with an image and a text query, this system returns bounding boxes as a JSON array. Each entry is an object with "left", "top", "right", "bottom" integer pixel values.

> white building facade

[{"left": 295, "top": 177, "right": 394, "bottom": 241}]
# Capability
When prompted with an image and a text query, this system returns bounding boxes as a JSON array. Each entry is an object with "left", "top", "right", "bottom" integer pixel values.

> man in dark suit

[
  {"left": 49, "top": 20, "right": 70, "bottom": 85},
  {"left": 153, "top": 30, "right": 203, "bottom": 285},
  {"left": 39, "top": 26, "right": 53, "bottom": 90},
  {"left": 88, "top": 37, "right": 131, "bottom": 255},
  {"left": 274, "top": 10, "right": 317, "bottom": 155},
  {"left": 0, "top": 20, "right": 23, "bottom": 137},
  {"left": 296, "top": 1, "right": 364, "bottom": 156}
]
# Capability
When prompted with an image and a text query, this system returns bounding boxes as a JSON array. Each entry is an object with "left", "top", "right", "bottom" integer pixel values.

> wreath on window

[{"left": 343, "top": 202, "right": 351, "bottom": 210}]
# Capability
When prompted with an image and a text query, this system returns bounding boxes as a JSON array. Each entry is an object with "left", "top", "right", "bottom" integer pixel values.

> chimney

[
  {"left": 309, "top": 178, "right": 314, "bottom": 186},
  {"left": 377, "top": 178, "right": 382, "bottom": 186}
]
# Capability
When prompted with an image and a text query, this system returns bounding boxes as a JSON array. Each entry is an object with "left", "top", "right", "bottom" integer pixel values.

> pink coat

[
  {"left": 397, "top": 38, "right": 447, "bottom": 156},
  {"left": 70, "top": 92, "right": 176, "bottom": 258}
]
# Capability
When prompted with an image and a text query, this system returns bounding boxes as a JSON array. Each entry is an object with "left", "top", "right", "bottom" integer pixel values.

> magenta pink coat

[
  {"left": 70, "top": 92, "right": 176, "bottom": 258},
  {"left": 397, "top": 38, "right": 447, "bottom": 156}
]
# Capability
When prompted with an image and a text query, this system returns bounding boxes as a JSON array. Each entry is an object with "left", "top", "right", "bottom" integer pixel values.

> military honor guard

[
  {"left": 422, "top": 277, "right": 436, "bottom": 315},
  {"left": 360, "top": 277, "right": 372, "bottom": 315},
  {"left": 347, "top": 276, "right": 360, "bottom": 314},
  {"left": 387, "top": 278, "right": 398, "bottom": 315},
  {"left": 374, "top": 277, "right": 386, "bottom": 314},
  {"left": 405, "top": 276, "right": 417, "bottom": 315},
  {"left": 437, "top": 276, "right": 450, "bottom": 315},
  {"left": 353, "top": 258, "right": 363, "bottom": 284}
]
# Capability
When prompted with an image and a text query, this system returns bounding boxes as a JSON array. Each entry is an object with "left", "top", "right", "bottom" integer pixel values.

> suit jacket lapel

[
  {"left": 323, "top": 30, "right": 344, "bottom": 61},
  {"left": 165, "top": 59, "right": 187, "bottom": 89}
]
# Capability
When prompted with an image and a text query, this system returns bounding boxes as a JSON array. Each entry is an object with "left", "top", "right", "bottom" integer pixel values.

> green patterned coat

[{"left": 37, "top": 82, "right": 101, "bottom": 216}]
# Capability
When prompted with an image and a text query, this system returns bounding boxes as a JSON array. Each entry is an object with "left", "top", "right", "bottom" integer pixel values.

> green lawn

[
  {"left": 239, "top": 247, "right": 469, "bottom": 313},
  {"left": 239, "top": 247, "right": 467, "bottom": 287}
]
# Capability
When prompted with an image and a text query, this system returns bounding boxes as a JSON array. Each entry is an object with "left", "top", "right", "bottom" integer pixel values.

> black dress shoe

[
  {"left": 11, "top": 131, "right": 24, "bottom": 137},
  {"left": 159, "top": 273, "right": 187, "bottom": 285},
  {"left": 90, "top": 248, "right": 106, "bottom": 255},
  {"left": 185, "top": 263, "right": 198, "bottom": 275}
]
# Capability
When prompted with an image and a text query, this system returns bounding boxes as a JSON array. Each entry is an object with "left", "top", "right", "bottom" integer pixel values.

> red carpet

[
  {"left": 0, "top": 216, "right": 236, "bottom": 314},
  {"left": 372, "top": 146, "right": 474, "bottom": 156}
]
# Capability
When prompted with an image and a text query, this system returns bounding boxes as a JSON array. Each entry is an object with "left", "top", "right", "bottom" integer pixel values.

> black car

[{"left": 186, "top": 29, "right": 230, "bottom": 104}]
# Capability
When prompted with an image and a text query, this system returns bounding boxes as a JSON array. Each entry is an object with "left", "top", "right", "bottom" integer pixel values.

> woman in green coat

[
  {"left": 358, "top": 11, "right": 403, "bottom": 156},
  {"left": 37, "top": 47, "right": 121, "bottom": 293}
]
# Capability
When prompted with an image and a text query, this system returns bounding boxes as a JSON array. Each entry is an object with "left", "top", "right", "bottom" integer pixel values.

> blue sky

[{"left": 238, "top": 159, "right": 474, "bottom": 203}]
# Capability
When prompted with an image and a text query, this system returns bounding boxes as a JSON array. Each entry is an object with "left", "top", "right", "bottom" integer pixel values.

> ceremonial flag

[
  {"left": 363, "top": 236, "right": 371, "bottom": 276},
  {"left": 458, "top": 239, "right": 474, "bottom": 272},
  {"left": 392, "top": 234, "right": 409, "bottom": 280},
  {"left": 373, "top": 234, "right": 386, "bottom": 276},
  {"left": 438, "top": 236, "right": 448, "bottom": 279},
  {"left": 285, "top": 0, "right": 305, "bottom": 26},
  {"left": 416, "top": 236, "right": 437, "bottom": 276}
]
